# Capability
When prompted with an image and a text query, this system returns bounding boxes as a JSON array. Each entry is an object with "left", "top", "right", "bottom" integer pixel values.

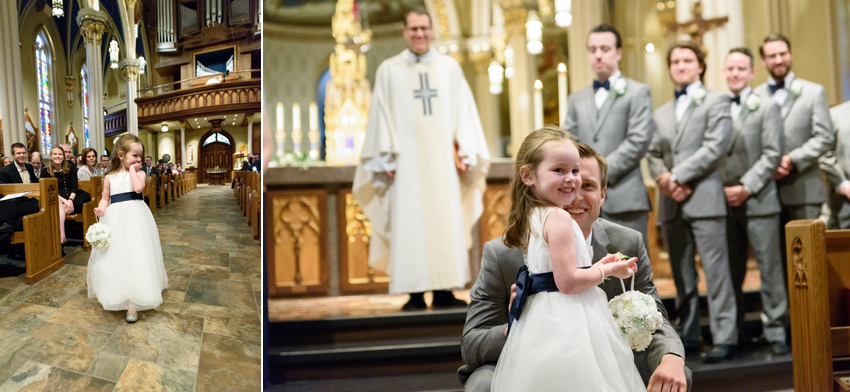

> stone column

[
  {"left": 503, "top": 6, "right": 536, "bottom": 157},
  {"left": 567, "top": 0, "right": 603, "bottom": 93},
  {"left": 180, "top": 120, "right": 187, "bottom": 165},
  {"left": 78, "top": 9, "right": 108, "bottom": 156},
  {"left": 0, "top": 0, "right": 26, "bottom": 157},
  {"left": 246, "top": 114, "right": 254, "bottom": 155},
  {"left": 469, "top": 50, "right": 502, "bottom": 157},
  {"left": 120, "top": 60, "right": 141, "bottom": 135}
]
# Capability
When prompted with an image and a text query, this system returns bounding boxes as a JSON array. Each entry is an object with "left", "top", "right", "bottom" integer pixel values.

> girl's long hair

[
  {"left": 502, "top": 126, "right": 574, "bottom": 250},
  {"left": 104, "top": 134, "right": 143, "bottom": 177},
  {"left": 45, "top": 146, "right": 70, "bottom": 177}
]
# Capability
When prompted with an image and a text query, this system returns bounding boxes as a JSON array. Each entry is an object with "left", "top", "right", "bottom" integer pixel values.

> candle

[
  {"left": 292, "top": 103, "right": 302, "bottom": 153},
  {"left": 534, "top": 80, "right": 543, "bottom": 129},
  {"left": 558, "top": 63, "right": 568, "bottom": 126},
  {"left": 276, "top": 102, "right": 285, "bottom": 159},
  {"left": 309, "top": 102, "right": 319, "bottom": 159}
]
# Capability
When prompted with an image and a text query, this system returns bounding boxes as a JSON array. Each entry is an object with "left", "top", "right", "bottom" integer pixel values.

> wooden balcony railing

[
  {"left": 105, "top": 108, "right": 127, "bottom": 136},
  {"left": 136, "top": 78, "right": 261, "bottom": 124}
]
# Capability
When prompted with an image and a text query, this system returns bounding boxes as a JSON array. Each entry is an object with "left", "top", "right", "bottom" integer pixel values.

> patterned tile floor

[{"left": 0, "top": 184, "right": 261, "bottom": 391}]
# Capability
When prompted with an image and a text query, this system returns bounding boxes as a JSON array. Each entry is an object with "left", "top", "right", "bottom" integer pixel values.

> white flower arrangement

[
  {"left": 613, "top": 78, "right": 628, "bottom": 96},
  {"left": 691, "top": 88, "right": 707, "bottom": 106},
  {"left": 745, "top": 93, "right": 761, "bottom": 111},
  {"left": 608, "top": 276, "right": 664, "bottom": 351},
  {"left": 790, "top": 80, "right": 803, "bottom": 95},
  {"left": 85, "top": 221, "right": 111, "bottom": 249}
]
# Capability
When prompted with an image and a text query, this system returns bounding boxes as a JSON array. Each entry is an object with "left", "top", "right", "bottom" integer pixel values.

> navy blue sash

[
  {"left": 508, "top": 264, "right": 594, "bottom": 335},
  {"left": 112, "top": 192, "right": 143, "bottom": 204}
]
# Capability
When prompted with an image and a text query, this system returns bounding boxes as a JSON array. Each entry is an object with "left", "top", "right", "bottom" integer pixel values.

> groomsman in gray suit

[
  {"left": 564, "top": 24, "right": 655, "bottom": 242},
  {"left": 459, "top": 143, "right": 690, "bottom": 392},
  {"left": 820, "top": 102, "right": 850, "bottom": 229},
  {"left": 753, "top": 34, "right": 834, "bottom": 257},
  {"left": 646, "top": 41, "right": 738, "bottom": 363},
  {"left": 721, "top": 48, "right": 789, "bottom": 356}
]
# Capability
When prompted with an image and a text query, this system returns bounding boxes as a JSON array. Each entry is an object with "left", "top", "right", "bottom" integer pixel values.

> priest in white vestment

[{"left": 353, "top": 7, "right": 490, "bottom": 310}]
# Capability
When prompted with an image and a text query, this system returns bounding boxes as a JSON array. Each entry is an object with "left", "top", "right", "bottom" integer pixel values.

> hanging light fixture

[
  {"left": 526, "top": 10, "right": 543, "bottom": 55},
  {"left": 555, "top": 0, "right": 572, "bottom": 27},
  {"left": 109, "top": 39, "right": 119, "bottom": 69},
  {"left": 139, "top": 56, "right": 146, "bottom": 74},
  {"left": 52, "top": 0, "right": 64, "bottom": 17},
  {"left": 488, "top": 59, "right": 504, "bottom": 94},
  {"left": 162, "top": 124, "right": 168, "bottom": 133}
]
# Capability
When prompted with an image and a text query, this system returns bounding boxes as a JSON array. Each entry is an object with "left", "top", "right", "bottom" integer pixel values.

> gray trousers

[
  {"left": 601, "top": 210, "right": 649, "bottom": 250},
  {"left": 726, "top": 208, "right": 788, "bottom": 343},
  {"left": 663, "top": 216, "right": 738, "bottom": 345}
]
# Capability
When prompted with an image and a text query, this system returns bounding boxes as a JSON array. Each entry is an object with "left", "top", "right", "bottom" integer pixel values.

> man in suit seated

[
  {"left": 0, "top": 143, "right": 38, "bottom": 184},
  {"left": 459, "top": 143, "right": 690, "bottom": 392},
  {"left": 30, "top": 151, "right": 43, "bottom": 180},
  {"left": 61, "top": 144, "right": 76, "bottom": 168}
]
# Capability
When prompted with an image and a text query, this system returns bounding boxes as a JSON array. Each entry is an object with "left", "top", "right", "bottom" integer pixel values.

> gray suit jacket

[
  {"left": 721, "top": 96, "right": 783, "bottom": 216},
  {"left": 564, "top": 78, "right": 655, "bottom": 214},
  {"left": 647, "top": 88, "right": 733, "bottom": 222},
  {"left": 458, "top": 219, "right": 688, "bottom": 390},
  {"left": 754, "top": 78, "right": 834, "bottom": 206},
  {"left": 819, "top": 101, "right": 850, "bottom": 222}
]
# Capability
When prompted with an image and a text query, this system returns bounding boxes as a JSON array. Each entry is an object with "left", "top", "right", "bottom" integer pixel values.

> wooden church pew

[
  {"left": 73, "top": 177, "right": 102, "bottom": 251},
  {"left": 785, "top": 219, "right": 850, "bottom": 391},
  {"left": 145, "top": 174, "right": 157, "bottom": 213},
  {"left": 159, "top": 174, "right": 169, "bottom": 206},
  {"left": 0, "top": 178, "right": 64, "bottom": 284}
]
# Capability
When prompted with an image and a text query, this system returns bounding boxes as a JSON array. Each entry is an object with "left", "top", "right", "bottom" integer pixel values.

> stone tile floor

[{"left": 0, "top": 184, "right": 261, "bottom": 391}]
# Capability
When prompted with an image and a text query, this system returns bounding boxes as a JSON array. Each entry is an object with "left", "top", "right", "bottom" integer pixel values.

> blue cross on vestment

[{"left": 413, "top": 73, "right": 437, "bottom": 115}]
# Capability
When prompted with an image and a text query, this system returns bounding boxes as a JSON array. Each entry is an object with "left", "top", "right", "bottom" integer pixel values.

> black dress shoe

[
  {"left": 401, "top": 293, "right": 427, "bottom": 311},
  {"left": 431, "top": 290, "right": 468, "bottom": 308},
  {"left": 770, "top": 340, "right": 790, "bottom": 356},
  {"left": 704, "top": 344, "right": 736, "bottom": 363}
]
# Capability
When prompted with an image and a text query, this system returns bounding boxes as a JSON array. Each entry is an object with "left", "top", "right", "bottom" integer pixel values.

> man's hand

[
  {"left": 774, "top": 155, "right": 793, "bottom": 180},
  {"left": 505, "top": 284, "right": 517, "bottom": 337},
  {"left": 655, "top": 172, "right": 672, "bottom": 196},
  {"left": 647, "top": 354, "right": 687, "bottom": 392},
  {"left": 669, "top": 184, "right": 692, "bottom": 202},
  {"left": 840, "top": 183, "right": 850, "bottom": 200},
  {"left": 385, "top": 171, "right": 395, "bottom": 180},
  {"left": 725, "top": 185, "right": 751, "bottom": 207}
]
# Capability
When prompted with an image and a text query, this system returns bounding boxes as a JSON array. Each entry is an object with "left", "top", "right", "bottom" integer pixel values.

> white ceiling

[{"left": 146, "top": 112, "right": 261, "bottom": 133}]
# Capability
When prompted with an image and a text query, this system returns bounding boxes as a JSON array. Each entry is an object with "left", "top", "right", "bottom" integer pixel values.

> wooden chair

[
  {"left": 784, "top": 219, "right": 850, "bottom": 391},
  {"left": 0, "top": 178, "right": 64, "bottom": 284}
]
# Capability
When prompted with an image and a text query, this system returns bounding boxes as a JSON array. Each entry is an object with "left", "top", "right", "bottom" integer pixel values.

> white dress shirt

[
  {"left": 594, "top": 71, "right": 622, "bottom": 110},
  {"left": 15, "top": 162, "right": 28, "bottom": 184},
  {"left": 675, "top": 80, "right": 704, "bottom": 121},
  {"left": 768, "top": 71, "right": 795, "bottom": 106},
  {"left": 730, "top": 86, "right": 752, "bottom": 121}
]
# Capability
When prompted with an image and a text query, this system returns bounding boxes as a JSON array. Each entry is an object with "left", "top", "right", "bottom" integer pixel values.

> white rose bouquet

[
  {"left": 85, "top": 217, "right": 111, "bottom": 249},
  {"left": 607, "top": 253, "right": 664, "bottom": 351}
]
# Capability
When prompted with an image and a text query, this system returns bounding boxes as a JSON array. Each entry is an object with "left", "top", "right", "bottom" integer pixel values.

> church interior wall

[
  {"left": 183, "top": 123, "right": 250, "bottom": 168},
  {"left": 157, "top": 131, "right": 175, "bottom": 163}
]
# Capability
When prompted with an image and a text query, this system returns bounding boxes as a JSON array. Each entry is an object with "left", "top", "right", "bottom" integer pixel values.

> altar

[{"left": 206, "top": 168, "right": 226, "bottom": 185}]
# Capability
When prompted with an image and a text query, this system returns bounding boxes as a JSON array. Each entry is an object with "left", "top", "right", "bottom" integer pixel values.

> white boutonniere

[
  {"left": 745, "top": 94, "right": 761, "bottom": 111},
  {"left": 790, "top": 80, "right": 803, "bottom": 95},
  {"left": 691, "top": 88, "right": 706, "bottom": 105},
  {"left": 613, "top": 78, "right": 628, "bottom": 96}
]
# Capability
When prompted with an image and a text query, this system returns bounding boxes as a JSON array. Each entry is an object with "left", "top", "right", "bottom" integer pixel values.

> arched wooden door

[{"left": 200, "top": 142, "right": 233, "bottom": 184}]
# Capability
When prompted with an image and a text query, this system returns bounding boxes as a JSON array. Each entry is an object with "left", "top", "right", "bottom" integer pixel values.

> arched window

[
  {"left": 35, "top": 32, "right": 53, "bottom": 154},
  {"left": 81, "top": 67, "right": 90, "bottom": 148},
  {"left": 202, "top": 132, "right": 231, "bottom": 146}
]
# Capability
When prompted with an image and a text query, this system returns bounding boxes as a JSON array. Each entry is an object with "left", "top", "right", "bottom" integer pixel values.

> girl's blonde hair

[
  {"left": 45, "top": 146, "right": 70, "bottom": 177},
  {"left": 104, "top": 134, "right": 143, "bottom": 177},
  {"left": 502, "top": 126, "right": 575, "bottom": 250}
]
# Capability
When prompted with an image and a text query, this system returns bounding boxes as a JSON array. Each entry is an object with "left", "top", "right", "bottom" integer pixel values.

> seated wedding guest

[
  {"left": 42, "top": 146, "right": 91, "bottom": 243},
  {"left": 176, "top": 165, "right": 185, "bottom": 173},
  {"left": 0, "top": 156, "right": 10, "bottom": 167},
  {"left": 77, "top": 148, "right": 100, "bottom": 180},
  {"left": 31, "top": 152, "right": 43, "bottom": 179},
  {"left": 460, "top": 142, "right": 690, "bottom": 392},
  {"left": 61, "top": 144, "right": 76, "bottom": 168},
  {"left": 0, "top": 143, "right": 38, "bottom": 184},
  {"left": 100, "top": 154, "right": 110, "bottom": 172}
]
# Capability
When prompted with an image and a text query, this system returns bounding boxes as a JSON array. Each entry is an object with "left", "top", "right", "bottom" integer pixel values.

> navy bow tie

[
  {"left": 769, "top": 82, "right": 785, "bottom": 94},
  {"left": 593, "top": 80, "right": 610, "bottom": 90},
  {"left": 730, "top": 96, "right": 741, "bottom": 105},
  {"left": 674, "top": 88, "right": 687, "bottom": 100}
]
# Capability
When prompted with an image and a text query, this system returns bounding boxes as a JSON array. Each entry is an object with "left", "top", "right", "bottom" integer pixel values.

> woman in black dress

[{"left": 42, "top": 146, "right": 91, "bottom": 243}]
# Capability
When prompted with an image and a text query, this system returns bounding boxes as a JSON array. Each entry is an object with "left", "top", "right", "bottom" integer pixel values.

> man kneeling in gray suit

[{"left": 458, "top": 143, "right": 691, "bottom": 392}]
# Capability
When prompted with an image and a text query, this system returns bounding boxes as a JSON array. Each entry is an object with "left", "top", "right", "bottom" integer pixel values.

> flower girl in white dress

[
  {"left": 88, "top": 134, "right": 168, "bottom": 323},
  {"left": 491, "top": 127, "right": 645, "bottom": 391}
]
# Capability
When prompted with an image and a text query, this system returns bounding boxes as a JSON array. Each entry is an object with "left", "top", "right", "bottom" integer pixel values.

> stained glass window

[
  {"left": 202, "top": 133, "right": 231, "bottom": 146},
  {"left": 36, "top": 33, "right": 53, "bottom": 154},
  {"left": 81, "top": 68, "right": 90, "bottom": 148}
]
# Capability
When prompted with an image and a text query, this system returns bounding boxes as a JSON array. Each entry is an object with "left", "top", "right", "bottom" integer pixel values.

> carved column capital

[
  {"left": 80, "top": 18, "right": 107, "bottom": 46},
  {"left": 502, "top": 7, "right": 529, "bottom": 36},
  {"left": 121, "top": 65, "right": 140, "bottom": 82},
  {"left": 469, "top": 51, "right": 493, "bottom": 74},
  {"left": 245, "top": 114, "right": 254, "bottom": 123}
]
